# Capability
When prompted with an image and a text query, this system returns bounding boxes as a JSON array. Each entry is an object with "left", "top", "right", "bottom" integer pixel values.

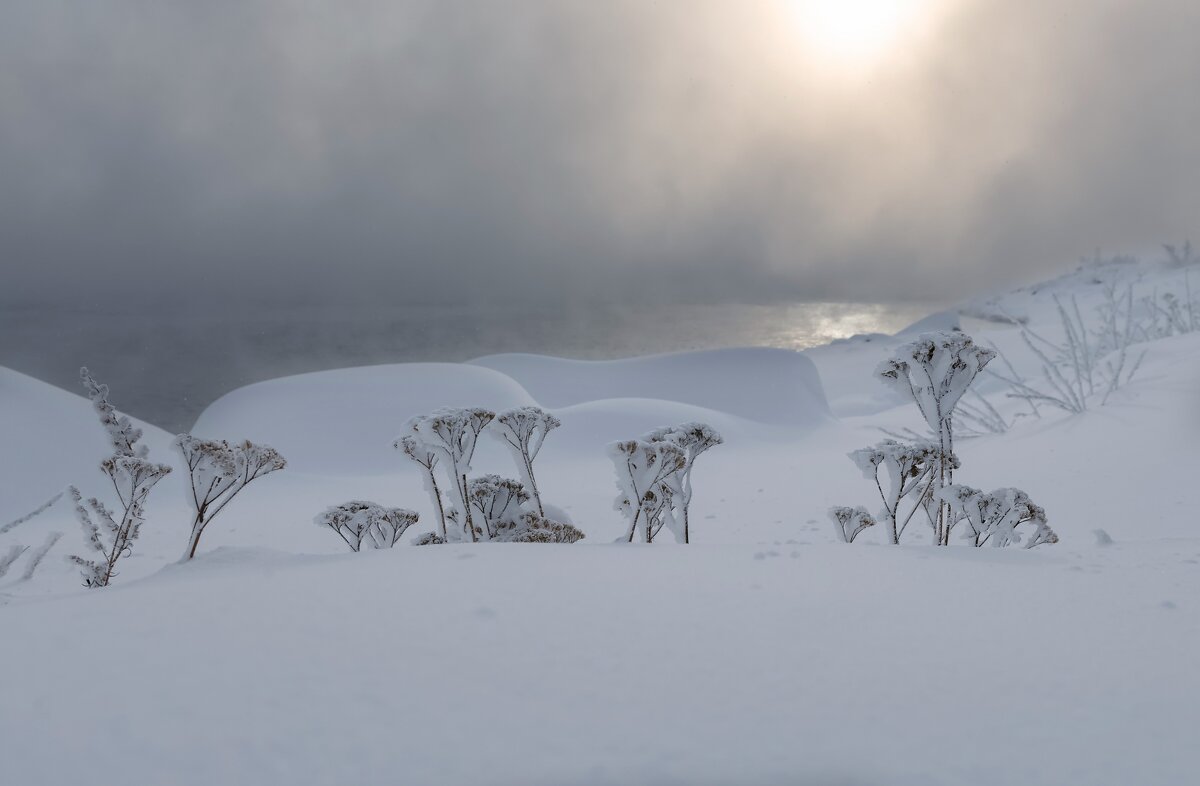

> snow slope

[
  {"left": 0, "top": 366, "right": 176, "bottom": 516},
  {"left": 2, "top": 257, "right": 1199, "bottom": 785}
]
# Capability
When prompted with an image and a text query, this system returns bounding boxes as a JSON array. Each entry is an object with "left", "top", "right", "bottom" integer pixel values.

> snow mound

[
  {"left": 193, "top": 363, "right": 538, "bottom": 475},
  {"left": 551, "top": 397, "right": 768, "bottom": 455},
  {"left": 896, "top": 309, "right": 961, "bottom": 335},
  {"left": 469, "top": 347, "right": 831, "bottom": 428}
]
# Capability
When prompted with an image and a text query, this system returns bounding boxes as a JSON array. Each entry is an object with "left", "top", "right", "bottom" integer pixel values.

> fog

[{"left": 4, "top": 0, "right": 1198, "bottom": 310}]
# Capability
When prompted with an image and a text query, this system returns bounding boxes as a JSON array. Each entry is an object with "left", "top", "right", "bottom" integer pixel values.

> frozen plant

[
  {"left": 488, "top": 406, "right": 561, "bottom": 516},
  {"left": 315, "top": 501, "right": 419, "bottom": 552},
  {"left": 66, "top": 456, "right": 173, "bottom": 587},
  {"left": 1140, "top": 272, "right": 1198, "bottom": 339},
  {"left": 63, "top": 369, "right": 172, "bottom": 587},
  {"left": 938, "top": 486, "right": 1058, "bottom": 548},
  {"left": 395, "top": 435, "right": 448, "bottom": 540},
  {"left": 991, "top": 290, "right": 1145, "bottom": 414},
  {"left": 609, "top": 438, "right": 686, "bottom": 543},
  {"left": 177, "top": 436, "right": 286, "bottom": 560},
  {"left": 848, "top": 440, "right": 944, "bottom": 545},
  {"left": 400, "top": 408, "right": 495, "bottom": 542},
  {"left": 467, "top": 474, "right": 529, "bottom": 540},
  {"left": 829, "top": 506, "right": 876, "bottom": 544},
  {"left": 80, "top": 367, "right": 148, "bottom": 458},
  {"left": 876, "top": 332, "right": 995, "bottom": 545},
  {"left": 491, "top": 511, "right": 585, "bottom": 543},
  {"left": 643, "top": 422, "right": 723, "bottom": 543}
]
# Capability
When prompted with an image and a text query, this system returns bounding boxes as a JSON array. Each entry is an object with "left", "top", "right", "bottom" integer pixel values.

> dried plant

[
  {"left": 829, "top": 506, "right": 876, "bottom": 544},
  {"left": 316, "top": 501, "right": 419, "bottom": 551},
  {"left": 177, "top": 436, "right": 286, "bottom": 560}
]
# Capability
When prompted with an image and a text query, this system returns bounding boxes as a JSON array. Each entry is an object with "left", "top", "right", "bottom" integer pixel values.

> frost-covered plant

[
  {"left": 829, "top": 506, "right": 876, "bottom": 544},
  {"left": 400, "top": 408, "right": 495, "bottom": 543},
  {"left": 938, "top": 486, "right": 1058, "bottom": 548},
  {"left": 315, "top": 501, "right": 419, "bottom": 552},
  {"left": 488, "top": 407, "right": 561, "bottom": 516},
  {"left": 491, "top": 511, "right": 585, "bottom": 543},
  {"left": 61, "top": 369, "right": 173, "bottom": 587},
  {"left": 413, "top": 533, "right": 446, "bottom": 546},
  {"left": 177, "top": 436, "right": 286, "bottom": 560},
  {"left": 66, "top": 456, "right": 173, "bottom": 587},
  {"left": 877, "top": 332, "right": 995, "bottom": 545},
  {"left": 609, "top": 438, "right": 687, "bottom": 543},
  {"left": 467, "top": 474, "right": 529, "bottom": 540},
  {"left": 643, "top": 422, "right": 723, "bottom": 543},
  {"left": 395, "top": 435, "right": 448, "bottom": 540},
  {"left": 848, "top": 440, "right": 943, "bottom": 545},
  {"left": 991, "top": 289, "right": 1146, "bottom": 414},
  {"left": 80, "top": 367, "right": 148, "bottom": 459},
  {"left": 1139, "top": 265, "right": 1198, "bottom": 343}
]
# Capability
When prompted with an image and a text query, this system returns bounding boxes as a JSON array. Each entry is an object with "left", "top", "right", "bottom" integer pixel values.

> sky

[{"left": 3, "top": 0, "right": 1199, "bottom": 310}]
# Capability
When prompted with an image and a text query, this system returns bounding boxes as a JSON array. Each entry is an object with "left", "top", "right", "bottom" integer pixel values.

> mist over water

[{"left": 1, "top": 301, "right": 934, "bottom": 431}]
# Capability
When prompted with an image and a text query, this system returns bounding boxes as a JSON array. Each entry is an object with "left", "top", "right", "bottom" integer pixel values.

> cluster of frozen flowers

[{"left": 833, "top": 331, "right": 1058, "bottom": 549}]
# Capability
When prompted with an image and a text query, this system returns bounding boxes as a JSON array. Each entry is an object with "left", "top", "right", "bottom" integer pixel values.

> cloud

[{"left": 3, "top": 0, "right": 1198, "bottom": 308}]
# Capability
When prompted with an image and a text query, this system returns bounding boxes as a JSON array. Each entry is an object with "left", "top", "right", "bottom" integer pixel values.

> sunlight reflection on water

[{"left": 1, "top": 301, "right": 935, "bottom": 430}]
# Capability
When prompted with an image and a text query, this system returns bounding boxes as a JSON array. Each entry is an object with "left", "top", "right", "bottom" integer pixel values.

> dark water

[{"left": 1, "top": 300, "right": 934, "bottom": 431}]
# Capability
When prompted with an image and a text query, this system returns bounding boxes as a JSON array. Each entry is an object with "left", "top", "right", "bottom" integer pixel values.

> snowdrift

[
  {"left": 470, "top": 347, "right": 831, "bottom": 428},
  {"left": 192, "top": 362, "right": 538, "bottom": 475}
]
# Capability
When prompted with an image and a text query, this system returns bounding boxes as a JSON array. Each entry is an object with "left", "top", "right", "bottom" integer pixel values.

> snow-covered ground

[{"left": 2, "top": 257, "right": 1198, "bottom": 785}]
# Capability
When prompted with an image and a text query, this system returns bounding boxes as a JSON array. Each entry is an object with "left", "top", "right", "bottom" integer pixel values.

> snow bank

[
  {"left": 192, "top": 363, "right": 538, "bottom": 475},
  {"left": 470, "top": 347, "right": 831, "bottom": 428}
]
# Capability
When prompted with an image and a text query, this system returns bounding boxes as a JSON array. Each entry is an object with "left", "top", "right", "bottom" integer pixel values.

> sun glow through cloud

[{"left": 786, "top": 0, "right": 932, "bottom": 69}]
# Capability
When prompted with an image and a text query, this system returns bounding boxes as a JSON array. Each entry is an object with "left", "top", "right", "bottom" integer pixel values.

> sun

[{"left": 786, "top": 0, "right": 930, "bottom": 69}]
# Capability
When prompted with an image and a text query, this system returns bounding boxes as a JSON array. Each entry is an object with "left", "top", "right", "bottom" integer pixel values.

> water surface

[{"left": 1, "top": 301, "right": 934, "bottom": 430}]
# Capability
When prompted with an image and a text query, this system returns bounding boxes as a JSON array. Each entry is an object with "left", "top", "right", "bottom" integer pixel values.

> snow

[
  {"left": 193, "top": 362, "right": 537, "bottom": 475},
  {"left": 469, "top": 347, "right": 831, "bottom": 428},
  {"left": 2, "top": 259, "right": 1199, "bottom": 785}
]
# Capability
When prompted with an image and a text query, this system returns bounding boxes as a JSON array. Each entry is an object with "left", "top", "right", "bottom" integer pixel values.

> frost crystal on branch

[
  {"left": 60, "top": 369, "right": 172, "bottom": 587},
  {"left": 80, "top": 367, "right": 148, "bottom": 458},
  {"left": 467, "top": 474, "right": 529, "bottom": 540},
  {"left": 398, "top": 408, "right": 495, "bottom": 542},
  {"left": 395, "top": 435, "right": 448, "bottom": 540},
  {"left": 939, "top": 486, "right": 1058, "bottom": 548},
  {"left": 316, "top": 501, "right": 419, "bottom": 551},
  {"left": 876, "top": 332, "right": 995, "bottom": 545},
  {"left": 177, "top": 436, "right": 286, "bottom": 560},
  {"left": 609, "top": 438, "right": 687, "bottom": 544},
  {"left": 643, "top": 422, "right": 722, "bottom": 543},
  {"left": 491, "top": 511, "right": 585, "bottom": 543},
  {"left": 829, "top": 506, "right": 876, "bottom": 544},
  {"left": 488, "top": 406, "right": 561, "bottom": 516},
  {"left": 848, "top": 440, "right": 942, "bottom": 545}
]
